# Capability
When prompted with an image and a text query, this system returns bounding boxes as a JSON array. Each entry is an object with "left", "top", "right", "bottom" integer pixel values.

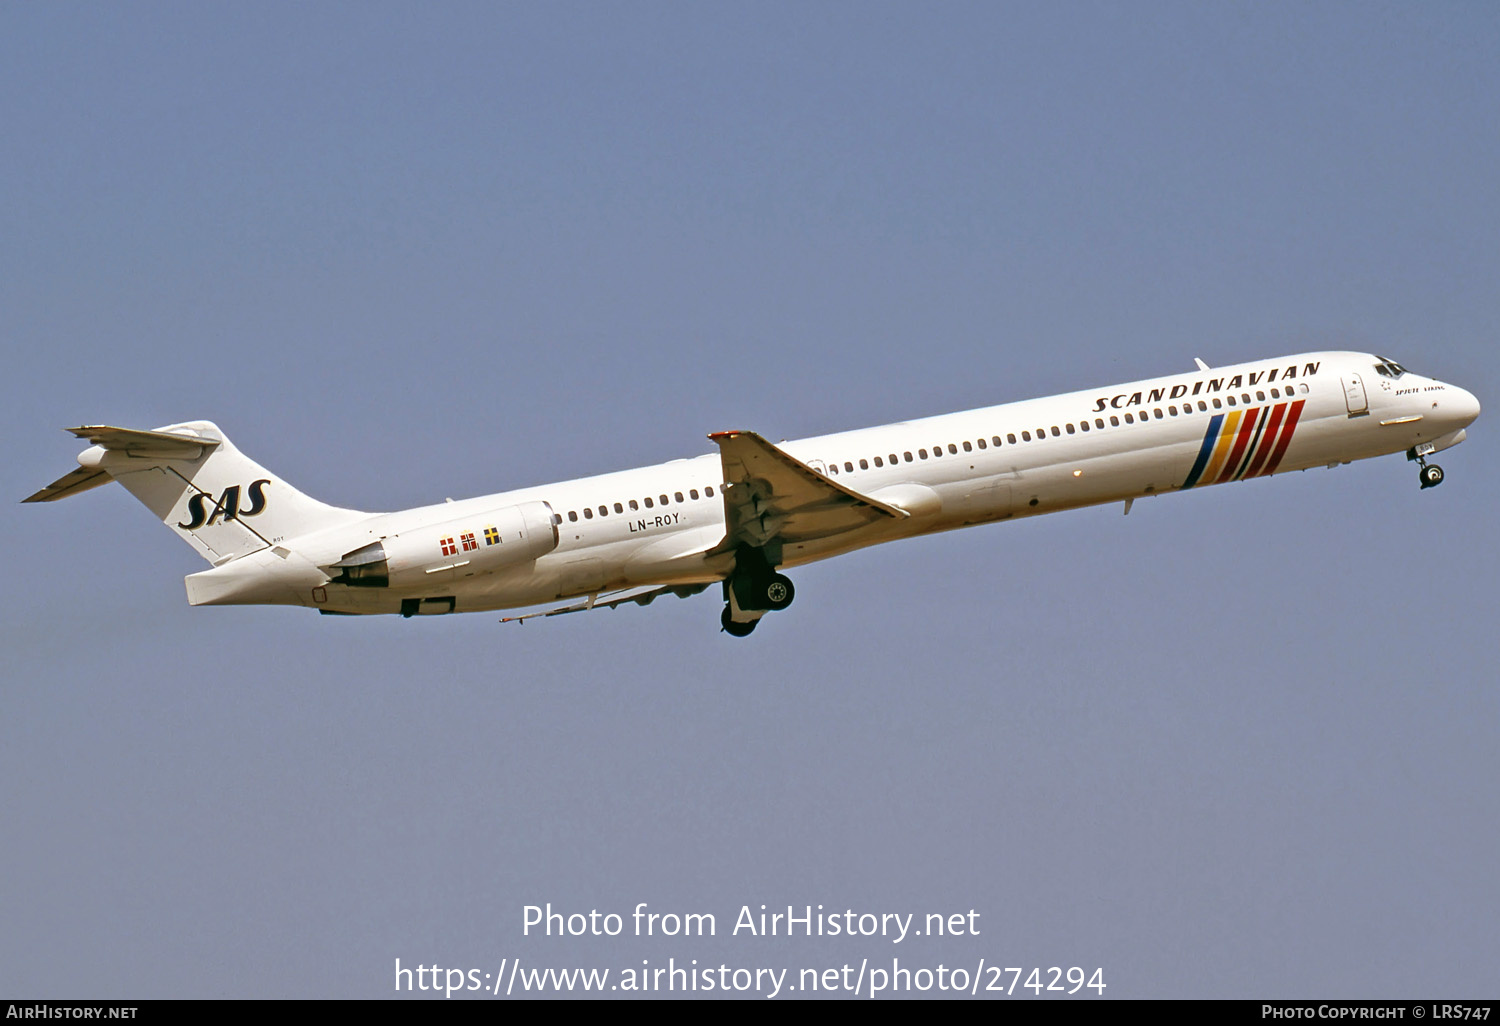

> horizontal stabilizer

[
  {"left": 23, "top": 466, "right": 111, "bottom": 503},
  {"left": 25, "top": 426, "right": 220, "bottom": 503},
  {"left": 66, "top": 424, "right": 220, "bottom": 458}
]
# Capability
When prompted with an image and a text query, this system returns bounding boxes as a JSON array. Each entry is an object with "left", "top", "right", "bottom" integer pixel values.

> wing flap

[{"left": 500, "top": 583, "right": 710, "bottom": 623}]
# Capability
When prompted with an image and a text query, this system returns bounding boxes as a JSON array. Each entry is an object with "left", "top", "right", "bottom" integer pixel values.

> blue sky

[{"left": 3, "top": 2, "right": 1496, "bottom": 998}]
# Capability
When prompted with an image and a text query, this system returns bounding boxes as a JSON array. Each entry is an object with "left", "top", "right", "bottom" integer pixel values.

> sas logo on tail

[{"left": 177, "top": 480, "right": 270, "bottom": 530}]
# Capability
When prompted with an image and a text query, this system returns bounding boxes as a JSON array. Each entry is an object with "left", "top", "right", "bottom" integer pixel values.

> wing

[
  {"left": 708, "top": 430, "right": 908, "bottom": 551},
  {"left": 500, "top": 583, "right": 711, "bottom": 623}
]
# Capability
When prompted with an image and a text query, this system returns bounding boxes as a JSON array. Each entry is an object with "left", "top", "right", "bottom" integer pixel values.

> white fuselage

[{"left": 188, "top": 351, "right": 1479, "bottom": 616}]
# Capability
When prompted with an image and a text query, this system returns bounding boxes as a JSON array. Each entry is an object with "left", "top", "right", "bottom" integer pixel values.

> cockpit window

[{"left": 1374, "top": 356, "right": 1407, "bottom": 378}]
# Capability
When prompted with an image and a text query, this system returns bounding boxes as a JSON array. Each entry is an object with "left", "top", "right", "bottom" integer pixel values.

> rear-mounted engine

[{"left": 325, "top": 500, "right": 559, "bottom": 589}]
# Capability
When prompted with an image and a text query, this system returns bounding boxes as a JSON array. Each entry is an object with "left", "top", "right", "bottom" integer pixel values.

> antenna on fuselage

[{"left": 1194, "top": 358, "right": 1210, "bottom": 371}]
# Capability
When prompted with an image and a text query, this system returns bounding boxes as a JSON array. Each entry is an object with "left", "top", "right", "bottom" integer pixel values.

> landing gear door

[{"left": 1343, "top": 374, "right": 1369, "bottom": 416}]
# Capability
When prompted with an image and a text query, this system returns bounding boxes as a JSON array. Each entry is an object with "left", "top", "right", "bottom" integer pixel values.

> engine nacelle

[{"left": 327, "top": 500, "right": 558, "bottom": 589}]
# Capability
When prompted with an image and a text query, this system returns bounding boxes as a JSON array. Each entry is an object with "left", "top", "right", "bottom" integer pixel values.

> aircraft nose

[{"left": 1446, "top": 385, "right": 1481, "bottom": 428}]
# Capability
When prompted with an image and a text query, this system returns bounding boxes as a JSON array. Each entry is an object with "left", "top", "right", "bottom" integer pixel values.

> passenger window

[
  {"left": 948, "top": 443, "right": 958, "bottom": 454},
  {"left": 976, "top": 439, "right": 986, "bottom": 449},
  {"left": 568, "top": 510, "right": 578, "bottom": 522},
  {"left": 1300, "top": 383, "right": 1309, "bottom": 394},
  {"left": 612, "top": 502, "right": 622, "bottom": 513},
  {"left": 963, "top": 441, "right": 972, "bottom": 451},
  {"left": 1198, "top": 401, "right": 1207, "bottom": 411},
  {"left": 629, "top": 499, "right": 639, "bottom": 511},
  {"left": 1007, "top": 433, "right": 1017, "bottom": 444},
  {"left": 660, "top": 494, "right": 669, "bottom": 505},
  {"left": 859, "top": 459, "right": 869, "bottom": 470},
  {"left": 706, "top": 486, "right": 715, "bottom": 497},
  {"left": 904, "top": 452, "right": 913, "bottom": 462},
  {"left": 889, "top": 453, "right": 898, "bottom": 464},
  {"left": 1095, "top": 419, "right": 1104, "bottom": 429},
  {"left": 1168, "top": 406, "right": 1177, "bottom": 416},
  {"left": 1065, "top": 423, "right": 1075, "bottom": 434},
  {"left": 1109, "top": 416, "right": 1119, "bottom": 427},
  {"left": 644, "top": 496, "right": 654, "bottom": 508},
  {"left": 829, "top": 464, "right": 839, "bottom": 474},
  {"left": 919, "top": 449, "right": 928, "bottom": 459},
  {"left": 674, "top": 492, "right": 684, "bottom": 503},
  {"left": 1021, "top": 431, "right": 1032, "bottom": 441},
  {"left": 583, "top": 508, "right": 593, "bottom": 519},
  {"left": 993, "top": 435, "right": 1003, "bottom": 446},
  {"left": 1212, "top": 398, "right": 1222, "bottom": 409},
  {"left": 599, "top": 505, "right": 608, "bottom": 517},
  {"left": 1154, "top": 409, "right": 1163, "bottom": 419},
  {"left": 690, "top": 489, "right": 699, "bottom": 500},
  {"left": 1241, "top": 393, "right": 1250, "bottom": 404},
  {"left": 1226, "top": 396, "right": 1237, "bottom": 407},
  {"left": 1080, "top": 420, "right": 1089, "bottom": 431},
  {"left": 1256, "top": 391, "right": 1265, "bottom": 402},
  {"left": 873, "top": 456, "right": 884, "bottom": 467},
  {"left": 931, "top": 444, "right": 942, "bottom": 456},
  {"left": 844, "top": 462, "right": 854, "bottom": 473},
  {"left": 1123, "top": 413, "right": 1134, "bottom": 424}
]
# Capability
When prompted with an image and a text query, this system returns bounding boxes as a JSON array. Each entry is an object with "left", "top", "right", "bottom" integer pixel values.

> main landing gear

[
  {"left": 721, "top": 605, "right": 758, "bottom": 637},
  {"left": 1409, "top": 444, "right": 1445, "bottom": 490},
  {"left": 719, "top": 548, "right": 795, "bottom": 638}
]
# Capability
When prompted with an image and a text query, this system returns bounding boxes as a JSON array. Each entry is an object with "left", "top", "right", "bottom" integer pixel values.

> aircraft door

[{"left": 1343, "top": 374, "right": 1369, "bottom": 416}]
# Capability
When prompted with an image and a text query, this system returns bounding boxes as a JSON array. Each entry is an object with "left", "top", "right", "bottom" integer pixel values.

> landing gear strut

[{"left": 1409, "top": 444, "right": 1445, "bottom": 490}]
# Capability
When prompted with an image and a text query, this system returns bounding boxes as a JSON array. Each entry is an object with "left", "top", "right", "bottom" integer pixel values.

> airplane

[{"left": 25, "top": 350, "right": 1479, "bottom": 636}]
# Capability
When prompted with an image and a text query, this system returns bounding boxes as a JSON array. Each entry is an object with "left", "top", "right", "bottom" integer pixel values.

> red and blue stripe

[{"left": 1182, "top": 400, "right": 1305, "bottom": 489}]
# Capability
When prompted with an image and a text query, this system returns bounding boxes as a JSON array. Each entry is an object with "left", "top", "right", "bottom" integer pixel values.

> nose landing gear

[{"left": 1409, "top": 444, "right": 1445, "bottom": 490}]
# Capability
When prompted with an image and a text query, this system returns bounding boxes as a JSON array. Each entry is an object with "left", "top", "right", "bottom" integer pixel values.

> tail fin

[{"left": 24, "top": 421, "right": 367, "bottom": 564}]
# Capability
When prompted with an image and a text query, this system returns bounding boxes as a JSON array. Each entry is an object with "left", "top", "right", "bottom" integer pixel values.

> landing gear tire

[
  {"left": 1419, "top": 463, "right": 1445, "bottom": 489},
  {"left": 721, "top": 605, "right": 758, "bottom": 637},
  {"left": 760, "top": 573, "right": 795, "bottom": 612}
]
